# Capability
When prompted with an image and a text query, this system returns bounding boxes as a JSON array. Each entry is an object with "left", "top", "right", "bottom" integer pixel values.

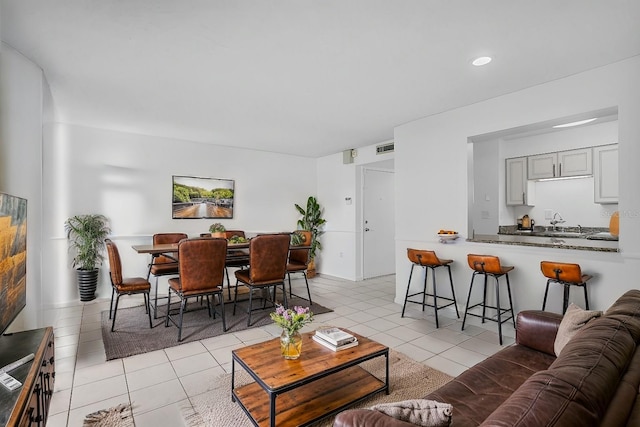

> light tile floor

[{"left": 43, "top": 274, "right": 515, "bottom": 426}]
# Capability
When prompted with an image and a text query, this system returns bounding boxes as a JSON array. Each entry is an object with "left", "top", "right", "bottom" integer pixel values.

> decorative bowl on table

[{"left": 437, "top": 230, "right": 459, "bottom": 242}]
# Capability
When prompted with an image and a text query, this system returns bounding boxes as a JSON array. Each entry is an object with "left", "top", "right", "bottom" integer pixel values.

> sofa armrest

[
  {"left": 515, "top": 310, "right": 563, "bottom": 356},
  {"left": 333, "top": 409, "right": 416, "bottom": 427}
]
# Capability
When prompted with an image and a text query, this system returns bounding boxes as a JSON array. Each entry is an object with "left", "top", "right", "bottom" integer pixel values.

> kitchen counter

[{"left": 468, "top": 233, "right": 619, "bottom": 252}]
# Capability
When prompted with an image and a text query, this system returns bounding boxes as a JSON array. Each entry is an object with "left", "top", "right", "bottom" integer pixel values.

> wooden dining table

[{"left": 131, "top": 241, "right": 249, "bottom": 255}]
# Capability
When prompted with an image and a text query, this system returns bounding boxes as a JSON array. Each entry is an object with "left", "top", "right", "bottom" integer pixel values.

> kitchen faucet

[{"left": 550, "top": 212, "right": 566, "bottom": 231}]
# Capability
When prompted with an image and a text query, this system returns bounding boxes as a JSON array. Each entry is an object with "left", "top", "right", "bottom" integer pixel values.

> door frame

[{"left": 358, "top": 164, "right": 396, "bottom": 280}]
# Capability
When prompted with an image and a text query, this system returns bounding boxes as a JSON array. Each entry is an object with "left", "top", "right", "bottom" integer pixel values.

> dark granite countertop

[{"left": 468, "top": 233, "right": 619, "bottom": 252}]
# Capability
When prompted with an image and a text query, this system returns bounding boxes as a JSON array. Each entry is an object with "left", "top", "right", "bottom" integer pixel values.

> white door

[{"left": 363, "top": 168, "right": 395, "bottom": 279}]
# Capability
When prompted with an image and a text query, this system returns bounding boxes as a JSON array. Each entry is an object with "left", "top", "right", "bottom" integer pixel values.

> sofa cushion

[
  {"left": 423, "top": 344, "right": 556, "bottom": 427},
  {"left": 370, "top": 399, "right": 452, "bottom": 427},
  {"left": 553, "top": 303, "right": 602, "bottom": 356}
]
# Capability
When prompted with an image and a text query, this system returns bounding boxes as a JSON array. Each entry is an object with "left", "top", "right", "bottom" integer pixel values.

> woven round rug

[{"left": 181, "top": 349, "right": 453, "bottom": 427}]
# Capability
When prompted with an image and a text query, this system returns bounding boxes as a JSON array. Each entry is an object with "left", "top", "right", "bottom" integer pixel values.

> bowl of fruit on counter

[{"left": 437, "top": 230, "right": 459, "bottom": 242}]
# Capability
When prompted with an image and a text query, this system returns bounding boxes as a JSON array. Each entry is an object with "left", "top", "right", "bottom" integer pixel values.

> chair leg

[
  {"left": 461, "top": 273, "right": 477, "bottom": 331},
  {"left": 178, "top": 297, "right": 186, "bottom": 342},
  {"left": 233, "top": 280, "right": 239, "bottom": 316},
  {"left": 505, "top": 273, "right": 516, "bottom": 329},
  {"left": 481, "top": 273, "right": 488, "bottom": 323},
  {"left": 165, "top": 289, "right": 172, "bottom": 327},
  {"left": 247, "top": 287, "right": 254, "bottom": 327},
  {"left": 542, "top": 280, "right": 551, "bottom": 310},
  {"left": 431, "top": 267, "right": 439, "bottom": 328},
  {"left": 401, "top": 264, "right": 415, "bottom": 317},
  {"left": 111, "top": 294, "right": 121, "bottom": 332},
  {"left": 583, "top": 283, "right": 590, "bottom": 310},
  {"left": 206, "top": 295, "right": 213, "bottom": 318},
  {"left": 219, "top": 292, "right": 227, "bottom": 332},
  {"left": 281, "top": 281, "right": 288, "bottom": 308},
  {"left": 562, "top": 283, "right": 571, "bottom": 314},
  {"left": 303, "top": 272, "right": 312, "bottom": 304},
  {"left": 421, "top": 266, "right": 427, "bottom": 311},
  {"left": 446, "top": 265, "right": 460, "bottom": 318},
  {"left": 153, "top": 276, "right": 159, "bottom": 319},
  {"left": 225, "top": 267, "right": 232, "bottom": 300},
  {"left": 495, "top": 275, "right": 503, "bottom": 346},
  {"left": 109, "top": 287, "right": 116, "bottom": 319},
  {"left": 145, "top": 292, "right": 152, "bottom": 328},
  {"left": 287, "top": 272, "right": 293, "bottom": 298}
]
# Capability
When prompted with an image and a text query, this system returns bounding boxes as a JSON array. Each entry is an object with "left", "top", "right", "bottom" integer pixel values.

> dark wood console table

[{"left": 0, "top": 327, "right": 55, "bottom": 426}]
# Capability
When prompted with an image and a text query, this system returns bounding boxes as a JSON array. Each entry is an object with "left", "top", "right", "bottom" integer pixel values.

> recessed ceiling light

[
  {"left": 472, "top": 56, "right": 492, "bottom": 66},
  {"left": 552, "top": 118, "right": 598, "bottom": 128}
]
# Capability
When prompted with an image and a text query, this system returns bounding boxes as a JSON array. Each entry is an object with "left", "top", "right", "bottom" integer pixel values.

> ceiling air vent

[{"left": 376, "top": 142, "right": 394, "bottom": 154}]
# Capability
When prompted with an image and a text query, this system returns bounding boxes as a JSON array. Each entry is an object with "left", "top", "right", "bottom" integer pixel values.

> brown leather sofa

[{"left": 334, "top": 289, "right": 640, "bottom": 427}]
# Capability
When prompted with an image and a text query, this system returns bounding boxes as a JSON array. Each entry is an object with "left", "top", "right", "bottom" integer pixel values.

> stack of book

[{"left": 313, "top": 327, "right": 359, "bottom": 351}]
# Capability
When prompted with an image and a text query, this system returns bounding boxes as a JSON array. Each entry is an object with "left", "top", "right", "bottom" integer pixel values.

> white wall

[
  {"left": 394, "top": 56, "right": 640, "bottom": 316},
  {"left": 0, "top": 44, "right": 44, "bottom": 329},
  {"left": 41, "top": 123, "right": 317, "bottom": 306}
]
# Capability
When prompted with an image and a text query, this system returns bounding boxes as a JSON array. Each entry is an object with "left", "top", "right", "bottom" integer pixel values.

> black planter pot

[{"left": 77, "top": 269, "right": 99, "bottom": 302}]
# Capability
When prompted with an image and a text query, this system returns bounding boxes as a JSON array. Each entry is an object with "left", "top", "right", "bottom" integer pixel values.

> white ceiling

[{"left": 2, "top": 1, "right": 639, "bottom": 158}]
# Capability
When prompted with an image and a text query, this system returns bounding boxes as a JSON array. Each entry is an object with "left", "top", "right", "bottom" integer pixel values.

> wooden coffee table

[{"left": 231, "top": 330, "right": 389, "bottom": 427}]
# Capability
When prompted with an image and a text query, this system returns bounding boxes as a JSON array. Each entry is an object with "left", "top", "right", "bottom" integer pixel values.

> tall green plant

[
  {"left": 295, "top": 196, "right": 326, "bottom": 259},
  {"left": 64, "top": 214, "right": 111, "bottom": 270}
]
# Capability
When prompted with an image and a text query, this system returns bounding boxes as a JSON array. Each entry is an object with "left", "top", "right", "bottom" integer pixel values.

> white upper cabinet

[
  {"left": 558, "top": 148, "right": 592, "bottom": 177},
  {"left": 527, "top": 153, "right": 557, "bottom": 180},
  {"left": 506, "top": 157, "right": 535, "bottom": 206},
  {"left": 527, "top": 148, "right": 592, "bottom": 179},
  {"left": 593, "top": 144, "right": 619, "bottom": 204}
]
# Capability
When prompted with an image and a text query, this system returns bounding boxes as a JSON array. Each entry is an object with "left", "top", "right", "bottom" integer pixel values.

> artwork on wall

[
  {"left": 0, "top": 192, "right": 27, "bottom": 335},
  {"left": 172, "top": 175, "right": 235, "bottom": 219}
]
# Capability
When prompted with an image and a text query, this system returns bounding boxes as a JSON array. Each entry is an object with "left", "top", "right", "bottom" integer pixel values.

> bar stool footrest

[
  {"left": 404, "top": 293, "right": 457, "bottom": 312},
  {"left": 464, "top": 302, "right": 513, "bottom": 325}
]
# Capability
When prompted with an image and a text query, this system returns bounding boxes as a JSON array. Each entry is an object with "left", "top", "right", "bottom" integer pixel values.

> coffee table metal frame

[{"left": 231, "top": 331, "right": 389, "bottom": 427}]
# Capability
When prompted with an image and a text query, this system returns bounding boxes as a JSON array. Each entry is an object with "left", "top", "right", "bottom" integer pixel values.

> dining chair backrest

[
  {"left": 153, "top": 233, "right": 187, "bottom": 264},
  {"left": 177, "top": 238, "right": 227, "bottom": 292},
  {"left": 249, "top": 234, "right": 290, "bottom": 284},
  {"left": 289, "top": 230, "right": 312, "bottom": 266},
  {"left": 105, "top": 239, "right": 122, "bottom": 286}
]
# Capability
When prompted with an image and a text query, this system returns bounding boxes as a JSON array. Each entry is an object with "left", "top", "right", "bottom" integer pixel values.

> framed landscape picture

[
  {"left": 0, "top": 192, "right": 27, "bottom": 334},
  {"left": 172, "top": 175, "right": 235, "bottom": 219}
]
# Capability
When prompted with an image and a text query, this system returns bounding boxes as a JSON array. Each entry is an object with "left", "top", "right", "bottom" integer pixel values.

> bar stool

[
  {"left": 540, "top": 261, "right": 592, "bottom": 314},
  {"left": 462, "top": 254, "right": 515, "bottom": 345},
  {"left": 401, "top": 249, "right": 459, "bottom": 328}
]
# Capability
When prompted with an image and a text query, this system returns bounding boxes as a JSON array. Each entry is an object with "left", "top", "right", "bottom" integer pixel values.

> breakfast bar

[{"left": 468, "top": 233, "right": 619, "bottom": 252}]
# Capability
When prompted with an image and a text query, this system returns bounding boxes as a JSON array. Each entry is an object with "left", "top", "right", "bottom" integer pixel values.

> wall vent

[{"left": 376, "top": 142, "right": 394, "bottom": 154}]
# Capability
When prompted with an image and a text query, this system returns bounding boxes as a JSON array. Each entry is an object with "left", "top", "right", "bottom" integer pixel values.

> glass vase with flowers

[{"left": 270, "top": 305, "right": 314, "bottom": 359}]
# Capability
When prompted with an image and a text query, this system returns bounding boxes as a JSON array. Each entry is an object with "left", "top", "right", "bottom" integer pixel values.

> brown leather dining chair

[
  {"left": 165, "top": 237, "right": 228, "bottom": 341},
  {"left": 286, "top": 230, "right": 313, "bottom": 304},
  {"left": 105, "top": 239, "right": 152, "bottom": 332},
  {"left": 147, "top": 232, "right": 187, "bottom": 319},
  {"left": 233, "top": 233, "right": 290, "bottom": 326}
]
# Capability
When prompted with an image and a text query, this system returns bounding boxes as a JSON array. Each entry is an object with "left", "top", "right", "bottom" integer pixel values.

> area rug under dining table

[{"left": 101, "top": 296, "right": 332, "bottom": 360}]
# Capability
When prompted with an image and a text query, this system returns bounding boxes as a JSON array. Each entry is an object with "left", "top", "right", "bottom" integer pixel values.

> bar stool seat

[
  {"left": 540, "top": 261, "right": 592, "bottom": 314},
  {"left": 462, "top": 254, "right": 515, "bottom": 345},
  {"left": 401, "top": 249, "right": 459, "bottom": 328}
]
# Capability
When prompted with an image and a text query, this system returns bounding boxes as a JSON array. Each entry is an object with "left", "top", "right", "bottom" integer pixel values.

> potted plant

[
  {"left": 209, "top": 222, "right": 226, "bottom": 238},
  {"left": 295, "top": 196, "right": 326, "bottom": 277},
  {"left": 64, "top": 214, "right": 111, "bottom": 301}
]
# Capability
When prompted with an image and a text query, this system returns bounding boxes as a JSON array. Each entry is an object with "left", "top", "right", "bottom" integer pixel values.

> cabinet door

[
  {"left": 593, "top": 144, "right": 618, "bottom": 203},
  {"left": 527, "top": 153, "right": 557, "bottom": 179},
  {"left": 558, "top": 148, "right": 592, "bottom": 177},
  {"left": 506, "top": 157, "right": 534, "bottom": 205}
]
